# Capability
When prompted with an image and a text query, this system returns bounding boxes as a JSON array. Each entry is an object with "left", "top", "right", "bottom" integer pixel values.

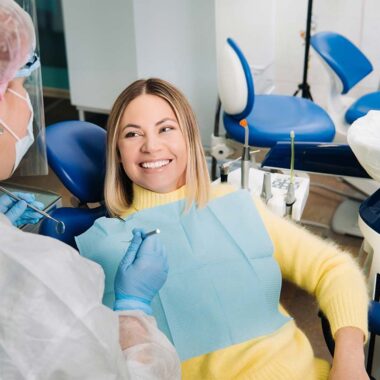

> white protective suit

[{"left": 0, "top": 214, "right": 180, "bottom": 380}]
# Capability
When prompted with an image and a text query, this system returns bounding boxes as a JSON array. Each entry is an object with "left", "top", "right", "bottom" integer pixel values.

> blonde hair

[{"left": 105, "top": 78, "right": 210, "bottom": 217}]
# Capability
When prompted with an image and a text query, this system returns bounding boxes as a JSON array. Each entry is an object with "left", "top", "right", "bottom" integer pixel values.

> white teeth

[{"left": 141, "top": 160, "right": 170, "bottom": 169}]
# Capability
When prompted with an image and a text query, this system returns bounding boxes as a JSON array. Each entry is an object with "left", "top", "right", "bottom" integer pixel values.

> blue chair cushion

[
  {"left": 345, "top": 91, "right": 380, "bottom": 124},
  {"left": 223, "top": 95, "right": 335, "bottom": 147},
  {"left": 39, "top": 206, "right": 107, "bottom": 249}
]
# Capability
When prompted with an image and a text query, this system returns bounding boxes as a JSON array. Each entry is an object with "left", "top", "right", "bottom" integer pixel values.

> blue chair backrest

[
  {"left": 311, "top": 31, "right": 373, "bottom": 94},
  {"left": 46, "top": 121, "right": 107, "bottom": 204},
  {"left": 217, "top": 38, "right": 255, "bottom": 119}
]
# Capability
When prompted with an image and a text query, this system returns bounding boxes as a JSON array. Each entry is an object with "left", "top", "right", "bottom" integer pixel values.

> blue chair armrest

[{"left": 262, "top": 142, "right": 371, "bottom": 178}]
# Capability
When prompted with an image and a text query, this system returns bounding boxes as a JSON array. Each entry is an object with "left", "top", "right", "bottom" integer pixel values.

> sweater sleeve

[{"left": 253, "top": 196, "right": 369, "bottom": 339}]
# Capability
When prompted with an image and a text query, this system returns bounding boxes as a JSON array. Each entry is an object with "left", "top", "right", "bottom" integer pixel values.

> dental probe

[
  {"left": 143, "top": 229, "right": 160, "bottom": 238},
  {"left": 0, "top": 185, "right": 66, "bottom": 234},
  {"left": 240, "top": 119, "right": 250, "bottom": 189},
  {"left": 285, "top": 130, "right": 296, "bottom": 217},
  {"left": 121, "top": 228, "right": 161, "bottom": 243}
]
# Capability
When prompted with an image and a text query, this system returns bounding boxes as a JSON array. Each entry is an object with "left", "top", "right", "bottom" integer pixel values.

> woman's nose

[{"left": 141, "top": 133, "right": 162, "bottom": 153}]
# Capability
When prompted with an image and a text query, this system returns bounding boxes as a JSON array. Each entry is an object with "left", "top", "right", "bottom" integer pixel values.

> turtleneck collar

[{"left": 128, "top": 183, "right": 187, "bottom": 213}]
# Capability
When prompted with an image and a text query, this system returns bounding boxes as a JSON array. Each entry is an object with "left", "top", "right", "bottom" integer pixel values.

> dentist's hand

[
  {"left": 0, "top": 192, "right": 44, "bottom": 227},
  {"left": 114, "top": 228, "right": 168, "bottom": 314}
]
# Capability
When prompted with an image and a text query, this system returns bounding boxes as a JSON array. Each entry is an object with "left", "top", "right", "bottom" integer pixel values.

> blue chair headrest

[
  {"left": 46, "top": 121, "right": 106, "bottom": 204},
  {"left": 311, "top": 31, "right": 373, "bottom": 94}
]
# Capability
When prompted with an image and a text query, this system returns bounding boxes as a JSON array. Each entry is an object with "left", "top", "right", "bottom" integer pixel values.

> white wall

[
  {"left": 62, "top": 0, "right": 137, "bottom": 112},
  {"left": 62, "top": 0, "right": 380, "bottom": 147},
  {"left": 215, "top": 0, "right": 275, "bottom": 95},
  {"left": 132, "top": 0, "right": 217, "bottom": 146},
  {"left": 62, "top": 0, "right": 276, "bottom": 148},
  {"left": 215, "top": 0, "right": 275, "bottom": 69},
  {"left": 62, "top": 0, "right": 217, "bottom": 146}
]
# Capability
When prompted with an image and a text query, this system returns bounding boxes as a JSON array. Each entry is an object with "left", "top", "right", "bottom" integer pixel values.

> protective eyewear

[{"left": 15, "top": 52, "right": 40, "bottom": 78}]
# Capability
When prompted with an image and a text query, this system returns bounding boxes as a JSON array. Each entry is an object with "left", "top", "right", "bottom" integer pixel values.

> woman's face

[{"left": 118, "top": 94, "right": 188, "bottom": 193}]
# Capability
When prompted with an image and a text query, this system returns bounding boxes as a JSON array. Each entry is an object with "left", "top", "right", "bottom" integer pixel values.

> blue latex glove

[
  {"left": 114, "top": 228, "right": 169, "bottom": 314},
  {"left": 0, "top": 192, "right": 44, "bottom": 227}
]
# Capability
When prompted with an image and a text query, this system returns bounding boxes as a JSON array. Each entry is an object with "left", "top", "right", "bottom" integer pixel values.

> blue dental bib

[{"left": 76, "top": 190, "right": 290, "bottom": 360}]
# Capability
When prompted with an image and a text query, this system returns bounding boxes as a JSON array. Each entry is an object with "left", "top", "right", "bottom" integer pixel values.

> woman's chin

[{"left": 140, "top": 182, "right": 179, "bottom": 194}]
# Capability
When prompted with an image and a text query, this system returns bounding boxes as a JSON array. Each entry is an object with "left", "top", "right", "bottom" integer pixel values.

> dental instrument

[
  {"left": 220, "top": 164, "right": 229, "bottom": 183},
  {"left": 117, "top": 216, "right": 160, "bottom": 239},
  {"left": 0, "top": 185, "right": 66, "bottom": 234},
  {"left": 261, "top": 172, "right": 273, "bottom": 204},
  {"left": 122, "top": 228, "right": 161, "bottom": 243},
  {"left": 143, "top": 229, "right": 161, "bottom": 238},
  {"left": 220, "top": 156, "right": 241, "bottom": 183},
  {"left": 285, "top": 131, "right": 296, "bottom": 217},
  {"left": 240, "top": 119, "right": 250, "bottom": 190}
]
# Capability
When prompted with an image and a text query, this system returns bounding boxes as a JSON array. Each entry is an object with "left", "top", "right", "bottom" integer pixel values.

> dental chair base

[
  {"left": 331, "top": 199, "right": 362, "bottom": 238},
  {"left": 343, "top": 177, "right": 380, "bottom": 198}
]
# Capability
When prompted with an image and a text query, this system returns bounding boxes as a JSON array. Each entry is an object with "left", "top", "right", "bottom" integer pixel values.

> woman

[
  {"left": 0, "top": 2, "right": 180, "bottom": 378},
  {"left": 77, "top": 78, "right": 369, "bottom": 380}
]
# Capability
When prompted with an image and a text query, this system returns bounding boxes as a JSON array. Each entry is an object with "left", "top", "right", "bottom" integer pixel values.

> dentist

[{"left": 0, "top": 1, "right": 180, "bottom": 379}]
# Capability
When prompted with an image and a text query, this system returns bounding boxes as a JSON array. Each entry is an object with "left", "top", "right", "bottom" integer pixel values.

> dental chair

[
  {"left": 310, "top": 31, "right": 380, "bottom": 143},
  {"left": 39, "top": 120, "right": 107, "bottom": 248},
  {"left": 211, "top": 37, "right": 335, "bottom": 179}
]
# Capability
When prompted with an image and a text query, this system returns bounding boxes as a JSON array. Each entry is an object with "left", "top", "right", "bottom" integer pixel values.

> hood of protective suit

[{"left": 0, "top": 216, "right": 127, "bottom": 379}]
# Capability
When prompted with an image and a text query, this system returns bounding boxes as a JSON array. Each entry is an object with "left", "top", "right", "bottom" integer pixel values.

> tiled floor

[{"left": 5, "top": 97, "right": 367, "bottom": 365}]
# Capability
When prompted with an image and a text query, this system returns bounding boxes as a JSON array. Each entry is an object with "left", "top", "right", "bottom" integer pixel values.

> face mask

[
  {"left": 13, "top": 114, "right": 34, "bottom": 171},
  {"left": 0, "top": 88, "right": 34, "bottom": 173}
]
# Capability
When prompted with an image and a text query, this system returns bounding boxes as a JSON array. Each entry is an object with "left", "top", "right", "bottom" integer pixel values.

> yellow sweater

[{"left": 122, "top": 183, "right": 368, "bottom": 380}]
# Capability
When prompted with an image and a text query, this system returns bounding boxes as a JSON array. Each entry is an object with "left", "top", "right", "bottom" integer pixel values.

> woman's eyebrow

[
  {"left": 121, "top": 118, "right": 177, "bottom": 131},
  {"left": 155, "top": 118, "right": 178, "bottom": 126},
  {"left": 122, "top": 123, "right": 141, "bottom": 131}
]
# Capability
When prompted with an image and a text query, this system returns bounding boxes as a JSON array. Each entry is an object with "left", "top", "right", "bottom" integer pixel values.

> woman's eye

[
  {"left": 124, "top": 131, "right": 141, "bottom": 138},
  {"left": 160, "top": 126, "right": 174, "bottom": 133}
]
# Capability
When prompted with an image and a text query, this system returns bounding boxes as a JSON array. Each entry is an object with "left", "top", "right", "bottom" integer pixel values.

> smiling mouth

[{"left": 140, "top": 159, "right": 172, "bottom": 169}]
